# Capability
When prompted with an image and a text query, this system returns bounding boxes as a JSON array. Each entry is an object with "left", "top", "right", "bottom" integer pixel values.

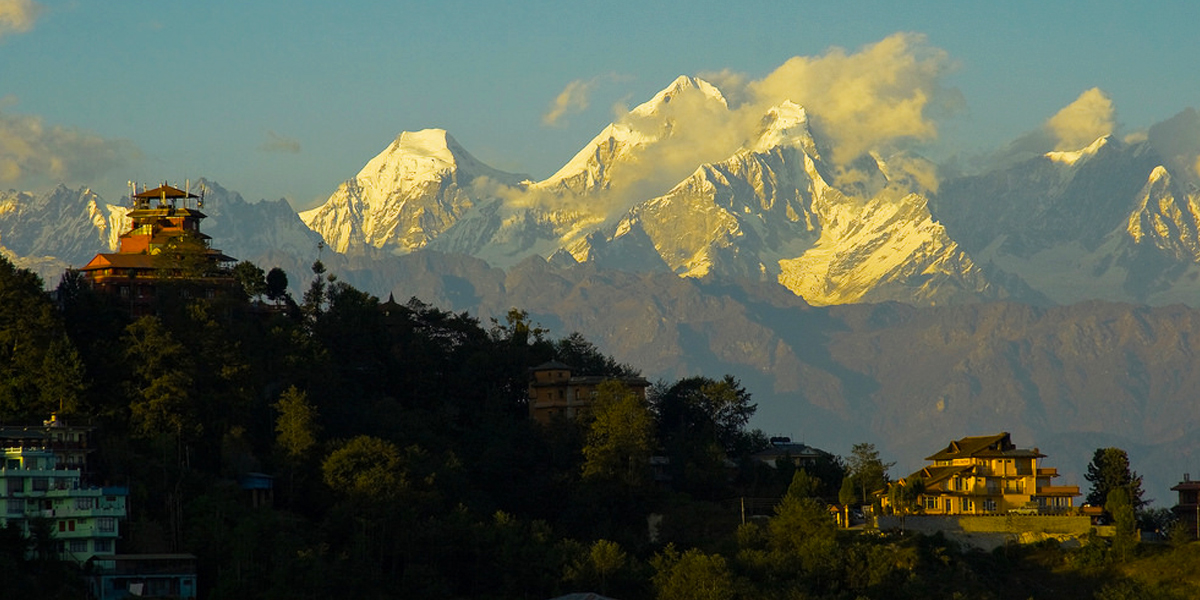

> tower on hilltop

[{"left": 77, "top": 182, "right": 237, "bottom": 315}]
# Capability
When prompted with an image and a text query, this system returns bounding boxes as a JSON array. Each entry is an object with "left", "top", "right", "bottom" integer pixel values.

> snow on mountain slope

[
  {"left": 600, "top": 143, "right": 820, "bottom": 280},
  {"left": 431, "top": 76, "right": 737, "bottom": 268},
  {"left": 572, "top": 99, "right": 993, "bottom": 306},
  {"left": 1126, "top": 166, "right": 1200, "bottom": 262},
  {"left": 0, "top": 185, "right": 127, "bottom": 281},
  {"left": 934, "top": 135, "right": 1200, "bottom": 305},
  {"left": 779, "top": 184, "right": 990, "bottom": 305},
  {"left": 190, "top": 179, "right": 326, "bottom": 261},
  {"left": 299, "top": 129, "right": 528, "bottom": 255},
  {"left": 537, "top": 75, "right": 729, "bottom": 197}
]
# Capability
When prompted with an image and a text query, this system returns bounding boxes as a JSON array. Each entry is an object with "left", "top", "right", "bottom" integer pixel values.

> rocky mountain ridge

[{"left": 296, "top": 78, "right": 1200, "bottom": 307}]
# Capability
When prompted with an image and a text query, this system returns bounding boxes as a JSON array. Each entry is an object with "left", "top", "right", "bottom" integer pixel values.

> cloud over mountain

[
  {"left": 0, "top": 103, "right": 139, "bottom": 188},
  {"left": 1047, "top": 88, "right": 1115, "bottom": 151},
  {"left": 990, "top": 88, "right": 1119, "bottom": 168},
  {"left": 517, "top": 34, "right": 962, "bottom": 224},
  {"left": 745, "top": 32, "right": 960, "bottom": 164}
]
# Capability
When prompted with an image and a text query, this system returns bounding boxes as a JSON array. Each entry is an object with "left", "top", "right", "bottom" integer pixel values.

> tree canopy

[{"left": 1085, "top": 447, "right": 1147, "bottom": 511}]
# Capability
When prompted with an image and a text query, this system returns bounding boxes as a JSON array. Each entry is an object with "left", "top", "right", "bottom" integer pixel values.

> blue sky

[{"left": 2, "top": 0, "right": 1198, "bottom": 209}]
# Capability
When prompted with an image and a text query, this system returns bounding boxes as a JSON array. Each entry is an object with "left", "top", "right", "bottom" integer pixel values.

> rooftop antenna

[{"left": 198, "top": 182, "right": 206, "bottom": 209}]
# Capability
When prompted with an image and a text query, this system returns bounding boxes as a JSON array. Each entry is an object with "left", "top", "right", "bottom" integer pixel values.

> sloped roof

[
  {"left": 924, "top": 432, "right": 1045, "bottom": 461},
  {"left": 532, "top": 360, "right": 573, "bottom": 371},
  {"left": 133, "top": 184, "right": 198, "bottom": 199},
  {"left": 754, "top": 441, "right": 824, "bottom": 461},
  {"left": 925, "top": 433, "right": 1010, "bottom": 461},
  {"left": 909, "top": 464, "right": 974, "bottom": 488},
  {"left": 79, "top": 253, "right": 157, "bottom": 271}
]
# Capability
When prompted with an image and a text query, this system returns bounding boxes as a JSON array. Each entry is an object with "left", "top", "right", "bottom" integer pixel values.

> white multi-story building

[{"left": 0, "top": 445, "right": 127, "bottom": 562}]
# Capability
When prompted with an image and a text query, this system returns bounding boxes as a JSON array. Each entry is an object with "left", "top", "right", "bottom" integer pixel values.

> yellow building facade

[{"left": 889, "top": 433, "right": 1080, "bottom": 515}]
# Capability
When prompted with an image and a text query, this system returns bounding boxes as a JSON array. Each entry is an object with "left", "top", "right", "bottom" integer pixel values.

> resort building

[
  {"left": 527, "top": 361, "right": 649, "bottom": 425},
  {"left": 77, "top": 182, "right": 236, "bottom": 315},
  {"left": 885, "top": 432, "right": 1080, "bottom": 515}
]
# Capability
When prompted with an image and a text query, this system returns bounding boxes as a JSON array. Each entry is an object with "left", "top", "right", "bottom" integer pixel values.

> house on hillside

[
  {"left": 1171, "top": 473, "right": 1200, "bottom": 538},
  {"left": 751, "top": 437, "right": 826, "bottom": 469},
  {"left": 0, "top": 417, "right": 128, "bottom": 563},
  {"left": 527, "top": 361, "right": 649, "bottom": 425},
  {"left": 884, "top": 432, "right": 1080, "bottom": 515},
  {"left": 87, "top": 554, "right": 198, "bottom": 599}
]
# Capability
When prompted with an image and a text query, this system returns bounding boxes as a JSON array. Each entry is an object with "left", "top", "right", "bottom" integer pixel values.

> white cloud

[
  {"left": 0, "top": 105, "right": 139, "bottom": 189},
  {"left": 0, "top": 0, "right": 41, "bottom": 39},
  {"left": 1046, "top": 88, "right": 1114, "bottom": 151},
  {"left": 543, "top": 79, "right": 598, "bottom": 127},
  {"left": 990, "top": 88, "right": 1117, "bottom": 167},
  {"left": 745, "top": 33, "right": 961, "bottom": 164},
  {"left": 590, "top": 33, "right": 960, "bottom": 204},
  {"left": 513, "top": 34, "right": 963, "bottom": 220},
  {"left": 543, "top": 74, "right": 631, "bottom": 127}
]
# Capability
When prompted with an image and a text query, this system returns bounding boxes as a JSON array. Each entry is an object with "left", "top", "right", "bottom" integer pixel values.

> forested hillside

[{"left": 1, "top": 256, "right": 1197, "bottom": 600}]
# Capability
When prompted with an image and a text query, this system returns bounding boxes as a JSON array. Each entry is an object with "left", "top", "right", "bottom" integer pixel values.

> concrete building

[
  {"left": 0, "top": 445, "right": 127, "bottom": 562},
  {"left": 527, "top": 361, "right": 649, "bottom": 425}
]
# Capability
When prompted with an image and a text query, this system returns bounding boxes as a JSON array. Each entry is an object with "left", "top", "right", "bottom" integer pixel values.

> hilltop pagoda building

[{"left": 78, "top": 183, "right": 236, "bottom": 314}]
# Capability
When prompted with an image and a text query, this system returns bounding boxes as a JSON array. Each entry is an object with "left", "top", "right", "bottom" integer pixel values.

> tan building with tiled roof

[
  {"left": 887, "top": 432, "right": 1080, "bottom": 515},
  {"left": 527, "top": 361, "right": 649, "bottom": 425}
]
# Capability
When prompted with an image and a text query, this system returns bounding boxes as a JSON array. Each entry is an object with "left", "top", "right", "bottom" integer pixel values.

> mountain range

[{"left": 4, "top": 76, "right": 1200, "bottom": 502}]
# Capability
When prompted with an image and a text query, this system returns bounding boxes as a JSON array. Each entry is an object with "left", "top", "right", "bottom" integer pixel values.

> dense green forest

[{"left": 1, "top": 255, "right": 1198, "bottom": 599}]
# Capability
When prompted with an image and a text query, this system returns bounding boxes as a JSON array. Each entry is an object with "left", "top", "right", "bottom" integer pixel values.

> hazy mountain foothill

[{"left": 6, "top": 78, "right": 1200, "bottom": 576}]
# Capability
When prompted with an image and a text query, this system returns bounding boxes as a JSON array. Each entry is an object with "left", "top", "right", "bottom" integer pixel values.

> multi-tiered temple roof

[{"left": 78, "top": 183, "right": 236, "bottom": 313}]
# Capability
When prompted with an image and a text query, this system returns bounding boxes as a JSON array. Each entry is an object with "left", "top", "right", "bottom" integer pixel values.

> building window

[
  {"left": 960, "top": 498, "right": 971, "bottom": 512},
  {"left": 76, "top": 497, "right": 94, "bottom": 510},
  {"left": 924, "top": 496, "right": 937, "bottom": 510},
  {"left": 98, "top": 517, "right": 115, "bottom": 533},
  {"left": 68, "top": 540, "right": 87, "bottom": 554},
  {"left": 94, "top": 539, "right": 112, "bottom": 553},
  {"left": 31, "top": 478, "right": 48, "bottom": 492},
  {"left": 6, "top": 499, "right": 22, "bottom": 515},
  {"left": 6, "top": 478, "right": 22, "bottom": 494},
  {"left": 983, "top": 498, "right": 996, "bottom": 512}
]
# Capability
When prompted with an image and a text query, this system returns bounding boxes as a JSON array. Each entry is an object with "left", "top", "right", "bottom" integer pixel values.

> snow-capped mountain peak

[
  {"left": 1046, "top": 135, "right": 1112, "bottom": 165},
  {"left": 299, "top": 129, "right": 527, "bottom": 255},
  {"left": 749, "top": 101, "right": 818, "bottom": 156},
  {"left": 538, "top": 76, "right": 731, "bottom": 193},
  {"left": 630, "top": 75, "right": 728, "bottom": 118}
]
